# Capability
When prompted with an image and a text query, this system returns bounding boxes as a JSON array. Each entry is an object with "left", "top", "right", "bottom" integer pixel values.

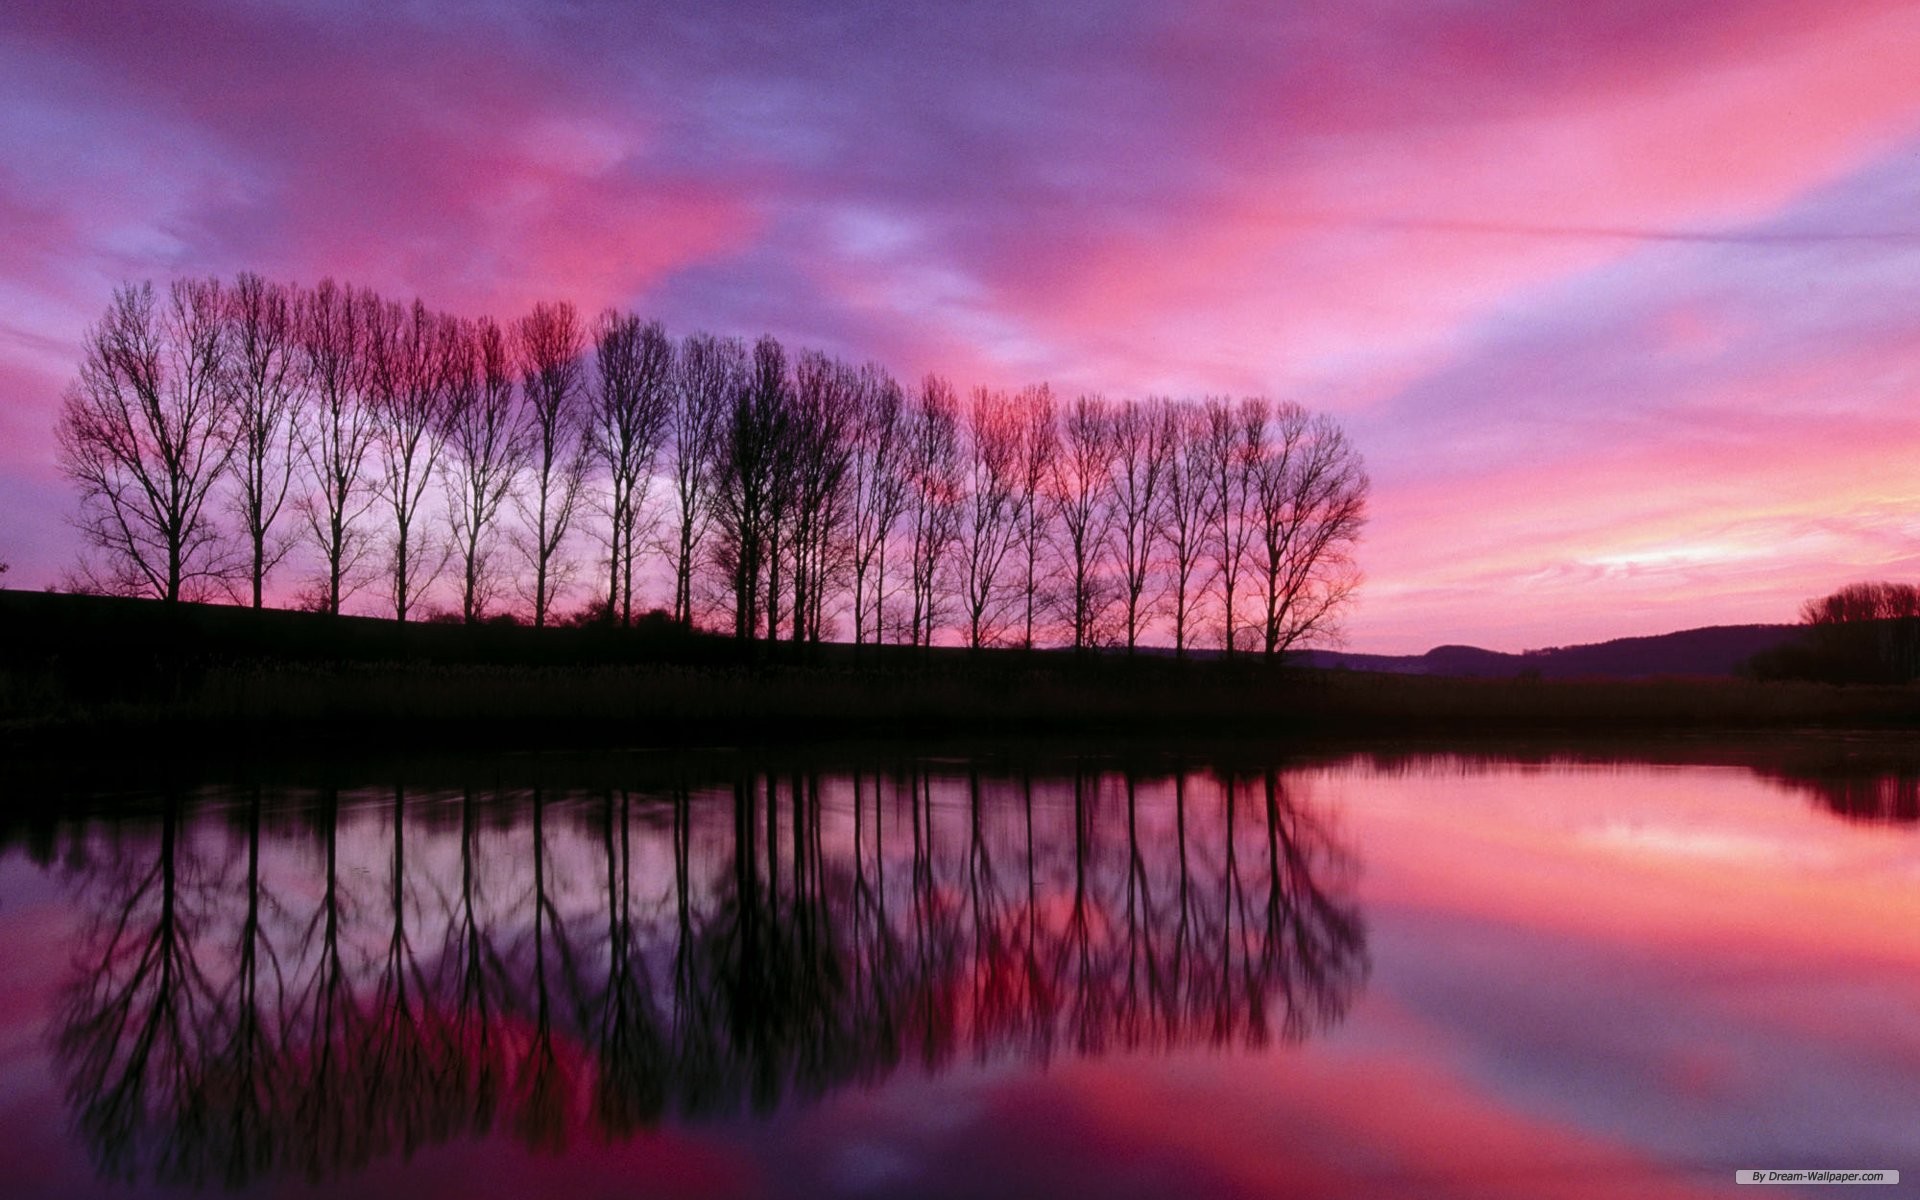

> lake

[{"left": 0, "top": 739, "right": 1915, "bottom": 1198}]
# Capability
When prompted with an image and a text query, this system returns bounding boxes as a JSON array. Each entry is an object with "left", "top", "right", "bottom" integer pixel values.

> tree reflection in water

[
  {"left": 1763, "top": 766, "right": 1920, "bottom": 824},
  {"left": 50, "top": 761, "right": 1369, "bottom": 1188}
]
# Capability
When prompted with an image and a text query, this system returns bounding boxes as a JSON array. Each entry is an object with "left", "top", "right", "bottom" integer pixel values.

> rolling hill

[{"left": 1298, "top": 623, "right": 1804, "bottom": 679}]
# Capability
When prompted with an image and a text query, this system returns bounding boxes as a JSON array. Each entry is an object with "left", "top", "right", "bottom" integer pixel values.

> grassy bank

[{"left": 4, "top": 589, "right": 1917, "bottom": 750}]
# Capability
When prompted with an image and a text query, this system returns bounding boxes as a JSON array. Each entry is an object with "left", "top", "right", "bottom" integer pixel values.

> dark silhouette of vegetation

[
  {"left": 590, "top": 312, "right": 672, "bottom": 627},
  {"left": 1745, "top": 582, "right": 1920, "bottom": 684},
  {"left": 712, "top": 336, "right": 793, "bottom": 640},
  {"left": 786, "top": 352, "right": 860, "bottom": 643},
  {"left": 514, "top": 301, "right": 591, "bottom": 628},
  {"left": 904, "top": 376, "right": 963, "bottom": 647},
  {"left": 664, "top": 333, "right": 735, "bottom": 627},
  {"left": 6, "top": 590, "right": 1918, "bottom": 752},
  {"left": 1250, "top": 403, "right": 1367, "bottom": 657},
  {"left": 58, "top": 281, "right": 238, "bottom": 601},
  {"left": 224, "top": 273, "right": 304, "bottom": 608},
  {"left": 956, "top": 387, "right": 1022, "bottom": 647},
  {"left": 55, "top": 273, "right": 1367, "bottom": 656},
  {"left": 295, "top": 279, "right": 379, "bottom": 615},
  {"left": 441, "top": 316, "right": 528, "bottom": 623},
  {"left": 366, "top": 297, "right": 451, "bottom": 621},
  {"left": 44, "top": 758, "right": 1367, "bottom": 1188}
]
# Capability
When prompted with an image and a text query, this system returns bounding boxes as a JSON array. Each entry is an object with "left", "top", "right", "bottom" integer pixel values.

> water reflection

[
  {"left": 1760, "top": 763, "right": 1920, "bottom": 824},
  {"left": 1348, "top": 743, "right": 1920, "bottom": 826},
  {"left": 48, "top": 764, "right": 1366, "bottom": 1189}
]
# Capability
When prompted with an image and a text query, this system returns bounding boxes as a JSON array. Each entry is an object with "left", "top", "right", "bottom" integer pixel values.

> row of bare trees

[
  {"left": 57, "top": 274, "right": 1368, "bottom": 653},
  {"left": 57, "top": 276, "right": 639, "bottom": 626}
]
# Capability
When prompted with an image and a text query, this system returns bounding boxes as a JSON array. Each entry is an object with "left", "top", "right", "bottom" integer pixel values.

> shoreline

[
  {"left": 5, "top": 589, "right": 1917, "bottom": 753},
  {"left": 7, "top": 658, "right": 1918, "bottom": 755}
]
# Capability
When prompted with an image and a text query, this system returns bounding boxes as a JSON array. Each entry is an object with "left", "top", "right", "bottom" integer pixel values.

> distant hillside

[{"left": 1300, "top": 623, "right": 1805, "bottom": 679}]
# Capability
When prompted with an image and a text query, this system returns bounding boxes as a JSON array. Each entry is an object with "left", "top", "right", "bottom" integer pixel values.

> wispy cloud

[{"left": 5, "top": 0, "right": 1920, "bottom": 648}]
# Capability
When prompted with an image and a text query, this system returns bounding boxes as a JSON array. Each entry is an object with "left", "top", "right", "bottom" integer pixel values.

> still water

[{"left": 0, "top": 741, "right": 1916, "bottom": 1198}]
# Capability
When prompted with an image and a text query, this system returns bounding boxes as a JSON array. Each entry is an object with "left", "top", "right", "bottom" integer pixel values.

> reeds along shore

[{"left": 4, "top": 590, "right": 1918, "bottom": 750}]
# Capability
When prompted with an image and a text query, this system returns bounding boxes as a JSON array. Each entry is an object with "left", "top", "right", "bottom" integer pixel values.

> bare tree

[
  {"left": 1203, "top": 396, "right": 1262, "bottom": 655},
  {"left": 1012, "top": 385, "right": 1058, "bottom": 649},
  {"left": 592, "top": 312, "right": 673, "bottom": 626},
  {"left": 1794, "top": 581, "right": 1920, "bottom": 682},
  {"left": 1250, "top": 404, "right": 1368, "bottom": 659},
  {"left": 751, "top": 341, "right": 799, "bottom": 641},
  {"left": 1049, "top": 394, "right": 1116, "bottom": 650},
  {"left": 223, "top": 273, "right": 304, "bottom": 608},
  {"left": 665, "top": 333, "right": 740, "bottom": 627},
  {"left": 294, "top": 281, "right": 377, "bottom": 614},
  {"left": 441, "top": 317, "right": 527, "bottom": 623},
  {"left": 51, "top": 272, "right": 1376, "bottom": 653},
  {"left": 847, "top": 366, "right": 907, "bottom": 645},
  {"left": 366, "top": 296, "right": 450, "bottom": 621},
  {"left": 1110, "top": 397, "right": 1175, "bottom": 653},
  {"left": 513, "top": 301, "right": 591, "bottom": 628},
  {"left": 1803, "top": 582, "right": 1920, "bottom": 623},
  {"left": 1156, "top": 402, "right": 1217, "bottom": 657},
  {"left": 956, "top": 388, "right": 1022, "bottom": 648},
  {"left": 711, "top": 336, "right": 792, "bottom": 639},
  {"left": 903, "top": 376, "right": 962, "bottom": 646},
  {"left": 58, "top": 280, "right": 237, "bottom": 601},
  {"left": 788, "top": 352, "right": 859, "bottom": 642}
]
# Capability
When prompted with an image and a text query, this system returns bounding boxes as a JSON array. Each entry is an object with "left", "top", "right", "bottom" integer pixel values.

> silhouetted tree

[
  {"left": 1773, "top": 581, "right": 1920, "bottom": 682},
  {"left": 957, "top": 387, "right": 1022, "bottom": 647},
  {"left": 1802, "top": 581, "right": 1920, "bottom": 624},
  {"left": 753, "top": 342, "right": 800, "bottom": 641},
  {"left": 1111, "top": 397, "right": 1174, "bottom": 652},
  {"left": 366, "top": 296, "right": 451, "bottom": 621},
  {"left": 847, "top": 367, "right": 908, "bottom": 644},
  {"left": 1156, "top": 402, "right": 1217, "bottom": 657},
  {"left": 441, "top": 317, "right": 527, "bottom": 623},
  {"left": 296, "top": 279, "right": 379, "bottom": 614},
  {"left": 788, "top": 352, "right": 860, "bottom": 642},
  {"left": 1012, "top": 385, "right": 1058, "bottom": 649},
  {"left": 665, "top": 333, "right": 739, "bottom": 627},
  {"left": 1050, "top": 394, "right": 1116, "bottom": 650},
  {"left": 223, "top": 273, "right": 305, "bottom": 608},
  {"left": 53, "top": 271, "right": 1377, "bottom": 646},
  {"left": 591, "top": 312, "right": 674, "bottom": 626},
  {"left": 58, "top": 280, "right": 238, "bottom": 601},
  {"left": 712, "top": 337, "right": 793, "bottom": 639},
  {"left": 514, "top": 301, "right": 591, "bottom": 627},
  {"left": 904, "top": 376, "right": 962, "bottom": 646},
  {"left": 1203, "top": 397, "right": 1261, "bottom": 654},
  {"left": 1250, "top": 405, "right": 1368, "bottom": 659}
]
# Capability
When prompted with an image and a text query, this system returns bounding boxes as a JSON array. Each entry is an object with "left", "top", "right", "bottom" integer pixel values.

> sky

[{"left": 5, "top": 0, "right": 1920, "bottom": 653}]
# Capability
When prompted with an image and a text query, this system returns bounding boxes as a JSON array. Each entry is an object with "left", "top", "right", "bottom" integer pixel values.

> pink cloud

[
  {"left": 6, "top": 0, "right": 1920, "bottom": 648},
  {"left": 950, "top": 2, "right": 1920, "bottom": 395},
  {"left": 2, "top": 3, "right": 758, "bottom": 316}
]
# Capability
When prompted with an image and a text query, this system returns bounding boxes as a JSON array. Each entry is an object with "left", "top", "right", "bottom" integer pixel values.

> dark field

[{"left": 4, "top": 590, "right": 1917, "bottom": 750}]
